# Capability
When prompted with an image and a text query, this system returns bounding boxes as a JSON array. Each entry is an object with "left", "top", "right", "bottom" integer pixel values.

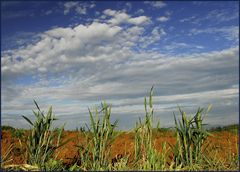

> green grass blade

[{"left": 22, "top": 115, "right": 33, "bottom": 126}]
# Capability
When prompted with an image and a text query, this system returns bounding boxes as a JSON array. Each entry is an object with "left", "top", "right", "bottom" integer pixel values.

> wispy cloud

[
  {"left": 190, "top": 26, "right": 239, "bottom": 43},
  {"left": 144, "top": 1, "right": 167, "bottom": 8},
  {"left": 179, "top": 8, "right": 239, "bottom": 25},
  {"left": 206, "top": 8, "right": 239, "bottom": 23},
  {"left": 157, "top": 11, "right": 171, "bottom": 22},
  {"left": 125, "top": 2, "right": 132, "bottom": 10},
  {"left": 135, "top": 9, "right": 145, "bottom": 15},
  {"left": 1, "top": 31, "right": 40, "bottom": 51},
  {"left": 139, "top": 27, "right": 166, "bottom": 48},
  {"left": 164, "top": 42, "right": 204, "bottom": 51},
  {"left": 45, "top": 10, "right": 53, "bottom": 15}
]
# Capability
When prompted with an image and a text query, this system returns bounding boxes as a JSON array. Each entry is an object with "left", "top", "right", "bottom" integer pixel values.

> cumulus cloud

[
  {"left": 128, "top": 16, "right": 150, "bottom": 25},
  {"left": 2, "top": 22, "right": 122, "bottom": 84}
]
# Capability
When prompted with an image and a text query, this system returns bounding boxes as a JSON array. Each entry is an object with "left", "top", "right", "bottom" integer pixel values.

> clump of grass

[
  {"left": 171, "top": 105, "right": 212, "bottom": 168},
  {"left": 78, "top": 101, "right": 118, "bottom": 170},
  {"left": 22, "top": 100, "right": 73, "bottom": 170},
  {"left": 134, "top": 86, "right": 168, "bottom": 170}
]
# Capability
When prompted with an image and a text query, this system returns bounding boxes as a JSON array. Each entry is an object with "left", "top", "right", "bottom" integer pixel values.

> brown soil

[{"left": 1, "top": 129, "right": 238, "bottom": 167}]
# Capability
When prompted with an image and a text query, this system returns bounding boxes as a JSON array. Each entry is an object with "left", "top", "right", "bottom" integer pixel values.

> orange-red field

[{"left": 1, "top": 128, "right": 238, "bottom": 169}]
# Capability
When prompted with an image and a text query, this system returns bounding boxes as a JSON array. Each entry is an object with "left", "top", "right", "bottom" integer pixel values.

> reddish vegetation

[{"left": 1, "top": 130, "right": 238, "bottom": 167}]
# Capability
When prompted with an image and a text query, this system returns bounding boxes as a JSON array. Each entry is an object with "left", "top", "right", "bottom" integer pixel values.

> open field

[
  {"left": 1, "top": 125, "right": 239, "bottom": 171},
  {"left": 1, "top": 88, "right": 239, "bottom": 171}
]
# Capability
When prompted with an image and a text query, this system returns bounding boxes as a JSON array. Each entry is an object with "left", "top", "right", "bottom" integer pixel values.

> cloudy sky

[{"left": 1, "top": 1, "right": 239, "bottom": 130}]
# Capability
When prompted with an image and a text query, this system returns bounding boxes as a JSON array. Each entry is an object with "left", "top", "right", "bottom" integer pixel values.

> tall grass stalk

[
  {"left": 134, "top": 86, "right": 167, "bottom": 170},
  {"left": 79, "top": 101, "right": 118, "bottom": 170}
]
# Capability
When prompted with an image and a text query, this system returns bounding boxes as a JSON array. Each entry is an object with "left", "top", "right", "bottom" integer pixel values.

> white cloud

[
  {"left": 75, "top": 6, "right": 86, "bottom": 15},
  {"left": 63, "top": 1, "right": 95, "bottom": 15},
  {"left": 139, "top": 27, "right": 166, "bottom": 47},
  {"left": 144, "top": 1, "right": 167, "bottom": 8},
  {"left": 157, "top": 16, "right": 169, "bottom": 22},
  {"left": 206, "top": 9, "right": 239, "bottom": 23},
  {"left": 180, "top": 16, "right": 196, "bottom": 23},
  {"left": 180, "top": 8, "right": 238, "bottom": 25},
  {"left": 164, "top": 42, "right": 204, "bottom": 51},
  {"left": 135, "top": 9, "right": 144, "bottom": 15},
  {"left": 190, "top": 26, "right": 239, "bottom": 43},
  {"left": 63, "top": 1, "right": 78, "bottom": 15},
  {"left": 103, "top": 9, "right": 117, "bottom": 16},
  {"left": 128, "top": 16, "right": 150, "bottom": 25},
  {"left": 2, "top": 22, "right": 122, "bottom": 84},
  {"left": 103, "top": 9, "right": 150, "bottom": 25}
]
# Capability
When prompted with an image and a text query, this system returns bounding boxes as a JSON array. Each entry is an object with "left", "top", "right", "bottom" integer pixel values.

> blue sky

[{"left": 1, "top": 1, "right": 239, "bottom": 130}]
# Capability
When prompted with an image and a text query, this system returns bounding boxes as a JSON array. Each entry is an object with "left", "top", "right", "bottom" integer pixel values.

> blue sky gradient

[{"left": 1, "top": 1, "right": 239, "bottom": 130}]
